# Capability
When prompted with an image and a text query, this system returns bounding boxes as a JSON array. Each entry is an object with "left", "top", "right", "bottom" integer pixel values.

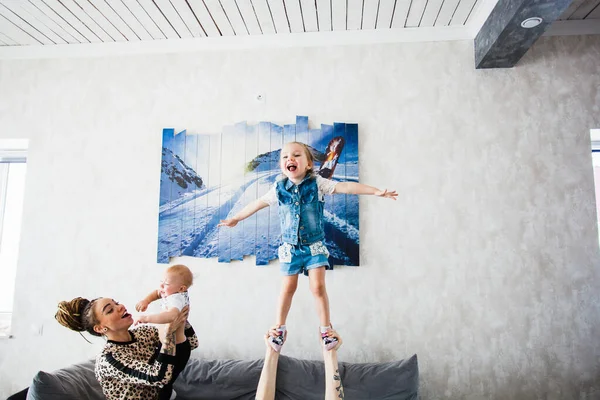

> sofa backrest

[
  {"left": 175, "top": 354, "right": 419, "bottom": 400},
  {"left": 26, "top": 359, "right": 104, "bottom": 400},
  {"left": 25, "top": 354, "right": 419, "bottom": 400}
]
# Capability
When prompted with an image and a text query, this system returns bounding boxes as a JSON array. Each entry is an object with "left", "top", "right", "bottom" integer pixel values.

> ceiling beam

[{"left": 474, "top": 0, "right": 573, "bottom": 69}]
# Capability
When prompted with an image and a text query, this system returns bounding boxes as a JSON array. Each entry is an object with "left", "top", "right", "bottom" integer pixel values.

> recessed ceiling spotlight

[{"left": 521, "top": 17, "right": 543, "bottom": 28}]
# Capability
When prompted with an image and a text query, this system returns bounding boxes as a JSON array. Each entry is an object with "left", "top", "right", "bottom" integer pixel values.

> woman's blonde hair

[{"left": 55, "top": 297, "right": 101, "bottom": 341}]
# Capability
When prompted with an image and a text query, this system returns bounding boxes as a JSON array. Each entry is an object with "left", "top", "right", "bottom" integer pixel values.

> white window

[
  {"left": 0, "top": 139, "right": 28, "bottom": 338},
  {"left": 592, "top": 130, "right": 600, "bottom": 248}
]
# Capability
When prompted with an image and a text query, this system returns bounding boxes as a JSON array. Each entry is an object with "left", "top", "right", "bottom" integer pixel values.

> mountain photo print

[{"left": 157, "top": 116, "right": 360, "bottom": 267}]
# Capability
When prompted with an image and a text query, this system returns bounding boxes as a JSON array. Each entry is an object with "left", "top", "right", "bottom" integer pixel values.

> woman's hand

[
  {"left": 264, "top": 325, "right": 287, "bottom": 350},
  {"left": 322, "top": 329, "right": 342, "bottom": 351},
  {"left": 165, "top": 306, "right": 189, "bottom": 335}
]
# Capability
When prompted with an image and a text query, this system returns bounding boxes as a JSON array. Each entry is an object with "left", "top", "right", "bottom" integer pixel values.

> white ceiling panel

[
  {"left": 35, "top": 0, "right": 101, "bottom": 42},
  {"left": 559, "top": 0, "right": 600, "bottom": 20},
  {"left": 434, "top": 0, "right": 461, "bottom": 26},
  {"left": 560, "top": 0, "right": 587, "bottom": 19},
  {"left": 250, "top": 0, "right": 276, "bottom": 34},
  {"left": 4, "top": 2, "right": 69, "bottom": 44},
  {"left": 235, "top": 0, "right": 263, "bottom": 35},
  {"left": 315, "top": 0, "right": 331, "bottom": 31},
  {"left": 346, "top": 0, "right": 362, "bottom": 30},
  {"left": 568, "top": 0, "right": 600, "bottom": 19},
  {"left": 136, "top": 0, "right": 179, "bottom": 38},
  {"left": 169, "top": 0, "right": 206, "bottom": 37},
  {"left": 0, "top": 3, "right": 53, "bottom": 44},
  {"left": 361, "top": 0, "right": 377, "bottom": 30},
  {"left": 283, "top": 0, "right": 304, "bottom": 33},
  {"left": 28, "top": 0, "right": 87, "bottom": 42},
  {"left": 331, "top": 0, "right": 345, "bottom": 31},
  {"left": 75, "top": 0, "right": 131, "bottom": 41},
  {"left": 588, "top": 3, "right": 600, "bottom": 18},
  {"left": 391, "top": 0, "right": 412, "bottom": 28},
  {"left": 449, "top": 0, "right": 478, "bottom": 26},
  {"left": 219, "top": 0, "right": 249, "bottom": 35},
  {"left": 120, "top": 0, "right": 165, "bottom": 39},
  {"left": 377, "top": 0, "right": 395, "bottom": 29},
  {"left": 98, "top": 0, "right": 149, "bottom": 40},
  {"left": 268, "top": 0, "right": 290, "bottom": 34},
  {"left": 419, "top": 0, "right": 445, "bottom": 27},
  {"left": 0, "top": 29, "right": 18, "bottom": 45},
  {"left": 299, "top": 0, "right": 318, "bottom": 31},
  {"left": 0, "top": 0, "right": 548, "bottom": 48},
  {"left": 185, "top": 1, "right": 222, "bottom": 36},
  {"left": 197, "top": 0, "right": 235, "bottom": 35},
  {"left": 0, "top": 12, "right": 42, "bottom": 45},
  {"left": 152, "top": 0, "right": 194, "bottom": 38},
  {"left": 58, "top": 0, "right": 115, "bottom": 41},
  {"left": 405, "top": 0, "right": 427, "bottom": 27}
]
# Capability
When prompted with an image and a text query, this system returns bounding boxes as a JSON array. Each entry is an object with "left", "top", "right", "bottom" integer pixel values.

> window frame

[{"left": 0, "top": 140, "right": 28, "bottom": 339}]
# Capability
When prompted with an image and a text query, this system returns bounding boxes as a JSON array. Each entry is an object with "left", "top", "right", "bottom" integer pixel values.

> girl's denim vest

[{"left": 276, "top": 176, "right": 325, "bottom": 246}]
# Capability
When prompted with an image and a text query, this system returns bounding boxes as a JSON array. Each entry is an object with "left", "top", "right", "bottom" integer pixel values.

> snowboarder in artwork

[
  {"left": 218, "top": 141, "right": 397, "bottom": 351},
  {"left": 318, "top": 136, "right": 345, "bottom": 179}
]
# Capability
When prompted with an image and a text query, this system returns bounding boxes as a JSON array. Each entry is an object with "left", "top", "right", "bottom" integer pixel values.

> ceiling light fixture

[{"left": 521, "top": 17, "right": 543, "bottom": 28}]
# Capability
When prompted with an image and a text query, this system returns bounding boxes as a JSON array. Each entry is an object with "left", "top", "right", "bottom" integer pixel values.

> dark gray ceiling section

[{"left": 475, "top": 0, "right": 573, "bottom": 69}]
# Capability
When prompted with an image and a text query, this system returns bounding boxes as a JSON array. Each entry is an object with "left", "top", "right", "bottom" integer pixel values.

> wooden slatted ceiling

[
  {"left": 0, "top": 0, "right": 487, "bottom": 47},
  {"left": 559, "top": 0, "right": 600, "bottom": 20}
]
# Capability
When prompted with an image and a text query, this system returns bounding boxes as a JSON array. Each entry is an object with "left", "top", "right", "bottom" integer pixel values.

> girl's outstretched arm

[
  {"left": 218, "top": 199, "right": 270, "bottom": 227},
  {"left": 334, "top": 182, "right": 397, "bottom": 200}
]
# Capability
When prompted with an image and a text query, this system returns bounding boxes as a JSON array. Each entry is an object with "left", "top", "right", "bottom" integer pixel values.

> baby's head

[
  {"left": 160, "top": 264, "right": 193, "bottom": 298},
  {"left": 280, "top": 141, "right": 316, "bottom": 180}
]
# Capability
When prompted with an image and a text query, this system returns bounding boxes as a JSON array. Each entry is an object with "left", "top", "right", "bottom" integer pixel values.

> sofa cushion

[
  {"left": 174, "top": 358, "right": 262, "bottom": 400},
  {"left": 275, "top": 354, "right": 419, "bottom": 400},
  {"left": 26, "top": 354, "right": 418, "bottom": 400},
  {"left": 175, "top": 354, "right": 418, "bottom": 400},
  {"left": 26, "top": 359, "right": 104, "bottom": 400}
]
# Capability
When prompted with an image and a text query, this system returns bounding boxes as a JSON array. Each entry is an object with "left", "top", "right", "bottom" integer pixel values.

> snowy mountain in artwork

[{"left": 160, "top": 147, "right": 203, "bottom": 206}]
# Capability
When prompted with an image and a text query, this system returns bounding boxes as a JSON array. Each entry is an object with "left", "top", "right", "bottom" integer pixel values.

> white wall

[{"left": 0, "top": 35, "right": 599, "bottom": 399}]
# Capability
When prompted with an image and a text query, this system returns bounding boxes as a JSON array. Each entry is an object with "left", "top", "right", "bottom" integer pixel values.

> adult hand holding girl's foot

[
  {"left": 266, "top": 324, "right": 287, "bottom": 353},
  {"left": 321, "top": 328, "right": 342, "bottom": 352},
  {"left": 322, "top": 329, "right": 344, "bottom": 400}
]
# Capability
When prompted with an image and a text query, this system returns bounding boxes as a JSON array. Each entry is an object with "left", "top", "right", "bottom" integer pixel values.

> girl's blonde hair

[{"left": 281, "top": 141, "right": 316, "bottom": 178}]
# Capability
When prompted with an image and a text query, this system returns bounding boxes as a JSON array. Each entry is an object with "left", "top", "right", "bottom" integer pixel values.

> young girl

[{"left": 219, "top": 142, "right": 396, "bottom": 351}]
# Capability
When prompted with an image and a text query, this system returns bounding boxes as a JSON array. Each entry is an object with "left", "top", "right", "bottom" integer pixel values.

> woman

[
  {"left": 55, "top": 296, "right": 198, "bottom": 400},
  {"left": 256, "top": 327, "right": 345, "bottom": 400}
]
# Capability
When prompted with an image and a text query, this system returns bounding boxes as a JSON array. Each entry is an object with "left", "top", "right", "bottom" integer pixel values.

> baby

[{"left": 134, "top": 264, "right": 192, "bottom": 342}]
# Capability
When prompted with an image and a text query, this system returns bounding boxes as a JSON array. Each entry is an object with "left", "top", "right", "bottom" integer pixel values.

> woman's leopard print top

[{"left": 95, "top": 324, "right": 198, "bottom": 400}]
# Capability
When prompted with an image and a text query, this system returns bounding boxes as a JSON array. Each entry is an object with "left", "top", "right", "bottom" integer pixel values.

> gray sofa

[{"left": 24, "top": 354, "right": 419, "bottom": 400}]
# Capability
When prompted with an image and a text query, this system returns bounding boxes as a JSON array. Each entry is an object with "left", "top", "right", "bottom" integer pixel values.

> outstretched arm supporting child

[{"left": 255, "top": 328, "right": 344, "bottom": 400}]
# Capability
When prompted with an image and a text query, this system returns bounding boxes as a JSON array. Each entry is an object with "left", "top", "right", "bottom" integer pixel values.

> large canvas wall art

[{"left": 157, "top": 116, "right": 359, "bottom": 266}]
